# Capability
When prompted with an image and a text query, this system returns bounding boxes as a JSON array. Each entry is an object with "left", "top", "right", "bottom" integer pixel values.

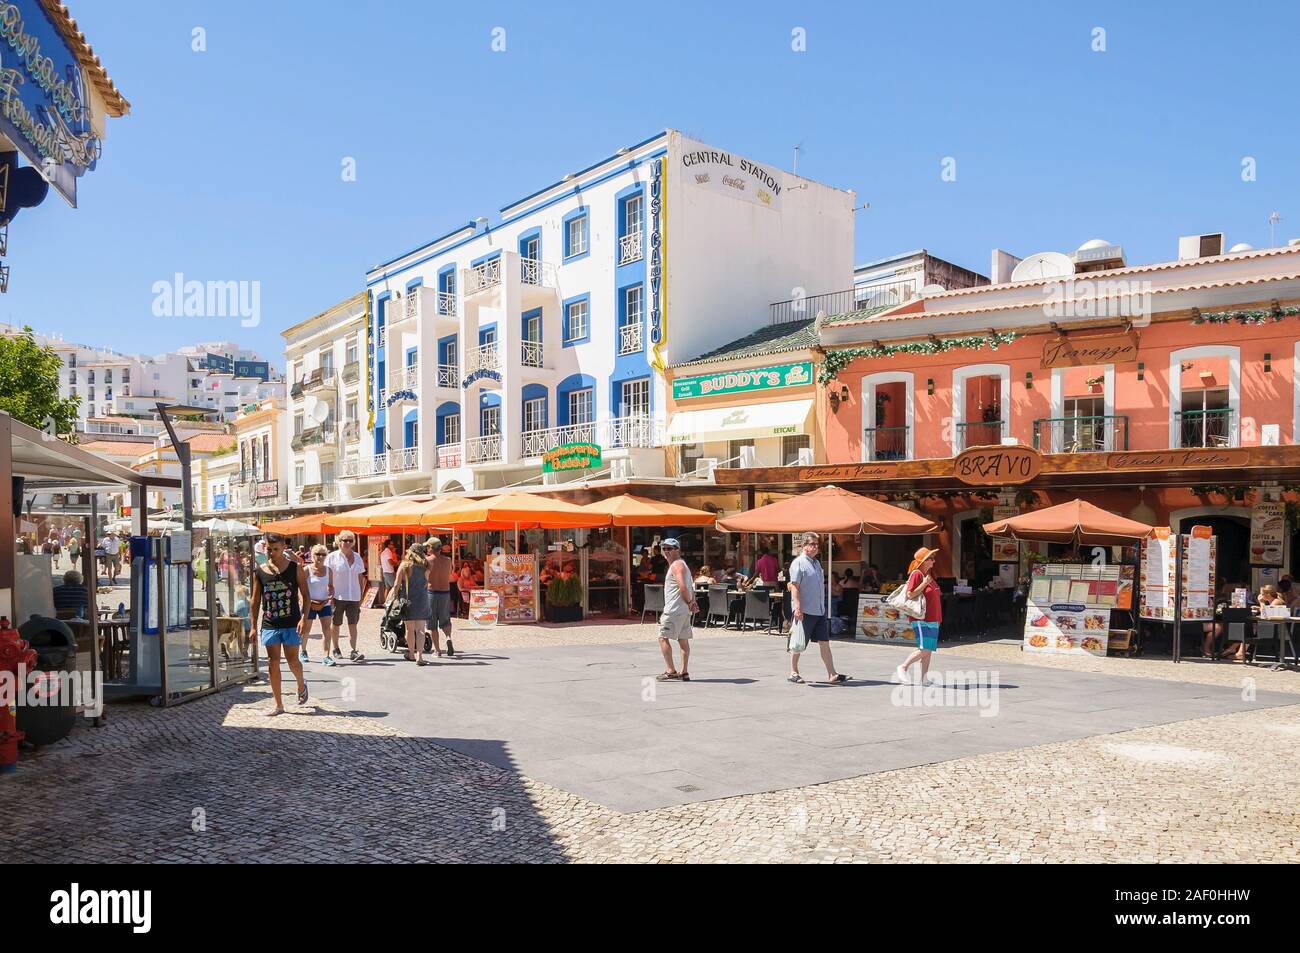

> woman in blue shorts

[
  {"left": 302, "top": 544, "right": 334, "bottom": 664},
  {"left": 895, "top": 546, "right": 942, "bottom": 686}
]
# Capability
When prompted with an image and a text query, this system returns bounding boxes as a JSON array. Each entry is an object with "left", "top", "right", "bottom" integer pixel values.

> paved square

[{"left": 303, "top": 637, "right": 1294, "bottom": 812}]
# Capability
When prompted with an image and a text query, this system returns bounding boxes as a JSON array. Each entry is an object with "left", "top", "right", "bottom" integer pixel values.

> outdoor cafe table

[{"left": 1252, "top": 615, "right": 1300, "bottom": 671}]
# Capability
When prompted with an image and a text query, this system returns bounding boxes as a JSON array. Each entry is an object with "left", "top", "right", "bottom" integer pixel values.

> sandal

[
  {"left": 403, "top": 652, "right": 415, "bottom": 662},
  {"left": 417, "top": 659, "right": 428, "bottom": 667},
  {"left": 679, "top": 673, "right": 691, "bottom": 682},
  {"left": 828, "top": 673, "right": 849, "bottom": 684},
  {"left": 263, "top": 707, "right": 284, "bottom": 718},
  {"left": 787, "top": 674, "right": 804, "bottom": 684},
  {"left": 655, "top": 671, "right": 680, "bottom": 681},
  {"left": 296, "top": 685, "right": 309, "bottom": 705}
]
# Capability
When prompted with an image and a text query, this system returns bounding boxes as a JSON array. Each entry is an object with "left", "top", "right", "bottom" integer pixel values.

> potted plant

[{"left": 545, "top": 571, "right": 584, "bottom": 622}]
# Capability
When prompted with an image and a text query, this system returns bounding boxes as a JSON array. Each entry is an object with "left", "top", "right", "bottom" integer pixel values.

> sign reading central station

[
  {"left": 954, "top": 444, "right": 1043, "bottom": 485},
  {"left": 673, "top": 361, "right": 812, "bottom": 400}
]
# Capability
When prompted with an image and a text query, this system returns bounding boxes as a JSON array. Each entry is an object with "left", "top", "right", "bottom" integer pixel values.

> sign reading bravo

[
  {"left": 954, "top": 444, "right": 1043, "bottom": 486},
  {"left": 679, "top": 136, "right": 783, "bottom": 212},
  {"left": 673, "top": 361, "right": 812, "bottom": 400}
]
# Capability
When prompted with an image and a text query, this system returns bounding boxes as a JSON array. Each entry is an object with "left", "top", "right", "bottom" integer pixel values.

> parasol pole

[{"left": 827, "top": 532, "right": 833, "bottom": 618}]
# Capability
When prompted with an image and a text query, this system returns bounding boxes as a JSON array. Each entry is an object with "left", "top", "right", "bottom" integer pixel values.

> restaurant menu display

[
  {"left": 485, "top": 554, "right": 538, "bottom": 623},
  {"left": 856, "top": 593, "right": 916, "bottom": 644},
  {"left": 1139, "top": 527, "right": 1215, "bottom": 622},
  {"left": 992, "top": 538, "right": 1020, "bottom": 562},
  {"left": 1023, "top": 563, "right": 1126, "bottom": 657},
  {"left": 1249, "top": 500, "right": 1285, "bottom": 566},
  {"left": 466, "top": 589, "right": 500, "bottom": 628}
]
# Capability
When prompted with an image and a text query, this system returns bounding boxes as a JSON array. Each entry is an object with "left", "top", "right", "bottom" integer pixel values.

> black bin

[{"left": 16, "top": 616, "right": 78, "bottom": 747}]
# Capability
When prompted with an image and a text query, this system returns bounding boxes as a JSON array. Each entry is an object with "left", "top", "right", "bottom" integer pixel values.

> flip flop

[
  {"left": 679, "top": 673, "right": 691, "bottom": 682},
  {"left": 296, "top": 685, "right": 309, "bottom": 705},
  {"left": 828, "top": 673, "right": 849, "bottom": 684},
  {"left": 263, "top": 707, "right": 284, "bottom": 718},
  {"left": 417, "top": 659, "right": 428, "bottom": 667},
  {"left": 655, "top": 672, "right": 680, "bottom": 681},
  {"left": 787, "top": 674, "right": 804, "bottom": 684}
]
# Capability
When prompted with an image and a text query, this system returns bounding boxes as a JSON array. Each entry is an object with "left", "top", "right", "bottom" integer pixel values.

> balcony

[
  {"left": 466, "top": 257, "right": 502, "bottom": 296},
  {"left": 437, "top": 443, "right": 462, "bottom": 468},
  {"left": 290, "top": 432, "right": 305, "bottom": 452},
  {"left": 301, "top": 425, "right": 336, "bottom": 448},
  {"left": 520, "top": 340, "right": 544, "bottom": 368},
  {"left": 340, "top": 452, "right": 388, "bottom": 479},
  {"left": 466, "top": 433, "right": 503, "bottom": 463},
  {"left": 522, "top": 422, "right": 596, "bottom": 458},
  {"left": 519, "top": 257, "right": 556, "bottom": 289},
  {"left": 618, "top": 322, "right": 643, "bottom": 355},
  {"left": 342, "top": 420, "right": 360, "bottom": 442},
  {"left": 1176, "top": 408, "right": 1235, "bottom": 448},
  {"left": 389, "top": 446, "right": 419, "bottom": 472},
  {"left": 956, "top": 420, "right": 1004, "bottom": 451},
  {"left": 863, "top": 425, "right": 909, "bottom": 461},
  {"left": 342, "top": 361, "right": 360, "bottom": 384},
  {"left": 437, "top": 292, "right": 457, "bottom": 317},
  {"left": 436, "top": 363, "right": 459, "bottom": 388},
  {"left": 299, "top": 483, "right": 338, "bottom": 503},
  {"left": 769, "top": 278, "right": 919, "bottom": 325},
  {"left": 468, "top": 343, "right": 500, "bottom": 375},
  {"left": 303, "top": 367, "right": 336, "bottom": 394},
  {"left": 1033, "top": 415, "right": 1129, "bottom": 453},
  {"left": 403, "top": 362, "right": 420, "bottom": 389},
  {"left": 403, "top": 292, "right": 419, "bottom": 323},
  {"left": 618, "top": 232, "right": 643, "bottom": 265},
  {"left": 290, "top": 380, "right": 305, "bottom": 400},
  {"left": 605, "top": 414, "right": 660, "bottom": 450}
]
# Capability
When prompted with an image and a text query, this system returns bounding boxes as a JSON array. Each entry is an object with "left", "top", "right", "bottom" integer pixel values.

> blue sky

[{"left": 6, "top": 0, "right": 1299, "bottom": 367}]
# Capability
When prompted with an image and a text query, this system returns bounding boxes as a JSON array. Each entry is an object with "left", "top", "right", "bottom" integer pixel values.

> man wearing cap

[
  {"left": 787, "top": 532, "right": 849, "bottom": 684},
  {"left": 655, "top": 538, "right": 698, "bottom": 681},
  {"left": 425, "top": 537, "right": 456, "bottom": 658},
  {"left": 896, "top": 546, "right": 942, "bottom": 685}
]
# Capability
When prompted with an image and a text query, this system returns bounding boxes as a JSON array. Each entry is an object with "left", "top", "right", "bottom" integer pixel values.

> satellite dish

[
  {"left": 920, "top": 283, "right": 946, "bottom": 296},
  {"left": 1011, "top": 251, "right": 1075, "bottom": 282},
  {"left": 309, "top": 400, "right": 330, "bottom": 424}
]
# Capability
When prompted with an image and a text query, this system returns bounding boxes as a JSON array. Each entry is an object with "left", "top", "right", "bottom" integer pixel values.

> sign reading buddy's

[{"left": 678, "top": 136, "right": 783, "bottom": 211}]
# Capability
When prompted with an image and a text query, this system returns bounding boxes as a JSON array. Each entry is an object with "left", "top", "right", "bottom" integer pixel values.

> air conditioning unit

[
  {"left": 609, "top": 458, "right": 630, "bottom": 480},
  {"left": 738, "top": 445, "right": 758, "bottom": 468},
  {"left": 1178, "top": 233, "right": 1224, "bottom": 260},
  {"left": 694, "top": 458, "right": 718, "bottom": 481},
  {"left": 795, "top": 447, "right": 814, "bottom": 466}
]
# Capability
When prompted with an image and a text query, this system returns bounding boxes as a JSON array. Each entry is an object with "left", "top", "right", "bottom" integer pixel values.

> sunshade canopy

[
  {"left": 716, "top": 485, "right": 939, "bottom": 535},
  {"left": 194, "top": 517, "right": 261, "bottom": 535},
  {"left": 427, "top": 491, "right": 612, "bottom": 530},
  {"left": 260, "top": 512, "right": 331, "bottom": 535},
  {"left": 982, "top": 499, "right": 1154, "bottom": 546},
  {"left": 580, "top": 494, "right": 716, "bottom": 527},
  {"left": 320, "top": 498, "right": 430, "bottom": 532}
]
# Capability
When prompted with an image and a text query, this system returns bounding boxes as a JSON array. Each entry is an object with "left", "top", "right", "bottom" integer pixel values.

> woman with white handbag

[{"left": 893, "top": 547, "right": 942, "bottom": 686}]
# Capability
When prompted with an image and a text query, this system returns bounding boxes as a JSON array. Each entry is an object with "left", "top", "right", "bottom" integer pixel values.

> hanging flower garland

[
  {"left": 1192, "top": 305, "right": 1300, "bottom": 326},
  {"left": 819, "top": 332, "right": 1018, "bottom": 384}
]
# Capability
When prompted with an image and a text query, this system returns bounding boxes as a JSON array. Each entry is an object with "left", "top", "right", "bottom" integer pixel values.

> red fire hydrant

[{"left": 0, "top": 616, "right": 37, "bottom": 774}]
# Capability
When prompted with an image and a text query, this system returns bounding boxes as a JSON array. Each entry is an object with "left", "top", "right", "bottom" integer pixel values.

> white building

[
  {"left": 360, "top": 129, "right": 854, "bottom": 495},
  {"left": 282, "top": 294, "right": 367, "bottom": 504}
]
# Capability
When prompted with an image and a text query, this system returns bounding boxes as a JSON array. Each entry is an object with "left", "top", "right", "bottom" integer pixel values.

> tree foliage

[{"left": 0, "top": 327, "right": 80, "bottom": 436}]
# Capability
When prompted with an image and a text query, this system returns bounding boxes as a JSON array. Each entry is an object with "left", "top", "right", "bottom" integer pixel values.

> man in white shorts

[
  {"left": 655, "top": 538, "right": 698, "bottom": 682},
  {"left": 325, "top": 530, "right": 368, "bottom": 661}
]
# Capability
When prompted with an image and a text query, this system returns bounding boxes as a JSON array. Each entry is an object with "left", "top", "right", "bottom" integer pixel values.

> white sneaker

[
  {"left": 922, "top": 672, "right": 939, "bottom": 686},
  {"left": 893, "top": 664, "right": 910, "bottom": 684}
]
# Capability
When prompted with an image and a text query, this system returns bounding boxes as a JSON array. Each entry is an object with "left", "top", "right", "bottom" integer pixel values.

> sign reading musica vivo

[
  {"left": 955, "top": 444, "right": 1043, "bottom": 486},
  {"left": 679, "top": 136, "right": 783, "bottom": 212},
  {"left": 0, "top": 1, "right": 100, "bottom": 206},
  {"left": 542, "top": 442, "right": 602, "bottom": 474},
  {"left": 673, "top": 361, "right": 812, "bottom": 400}
]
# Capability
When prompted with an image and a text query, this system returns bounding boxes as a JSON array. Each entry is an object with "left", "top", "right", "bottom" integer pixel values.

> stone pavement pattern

[{"left": 2, "top": 615, "right": 1297, "bottom": 863}]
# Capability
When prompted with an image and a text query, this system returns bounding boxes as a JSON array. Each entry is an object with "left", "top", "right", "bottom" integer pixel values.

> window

[
  {"left": 521, "top": 234, "right": 539, "bottom": 261},
  {"left": 442, "top": 413, "right": 460, "bottom": 446},
  {"left": 295, "top": 464, "right": 305, "bottom": 488},
  {"left": 345, "top": 339, "right": 358, "bottom": 366},
  {"left": 565, "top": 299, "right": 589, "bottom": 343},
  {"left": 346, "top": 399, "right": 358, "bottom": 422},
  {"left": 444, "top": 339, "right": 458, "bottom": 369},
  {"left": 678, "top": 442, "right": 704, "bottom": 475},
  {"left": 321, "top": 462, "right": 335, "bottom": 486},
  {"left": 569, "top": 388, "right": 593, "bottom": 425},
  {"left": 1180, "top": 387, "right": 1231, "bottom": 447},
  {"left": 481, "top": 405, "right": 501, "bottom": 436},
  {"left": 319, "top": 348, "right": 334, "bottom": 376},
  {"left": 443, "top": 270, "right": 456, "bottom": 296},
  {"left": 523, "top": 397, "right": 546, "bottom": 433},
  {"left": 782, "top": 434, "right": 811, "bottom": 465},
  {"left": 621, "top": 378, "right": 650, "bottom": 418},
  {"left": 565, "top": 213, "right": 588, "bottom": 259},
  {"left": 294, "top": 413, "right": 304, "bottom": 436},
  {"left": 728, "top": 439, "right": 755, "bottom": 464},
  {"left": 624, "top": 194, "right": 643, "bottom": 235},
  {"left": 524, "top": 312, "right": 541, "bottom": 343},
  {"left": 622, "top": 286, "right": 643, "bottom": 328},
  {"left": 480, "top": 326, "right": 497, "bottom": 346},
  {"left": 1061, "top": 396, "right": 1106, "bottom": 453}
]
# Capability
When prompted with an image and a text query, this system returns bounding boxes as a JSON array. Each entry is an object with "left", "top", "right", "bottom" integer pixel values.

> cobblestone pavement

[{"left": 3, "top": 614, "right": 1297, "bottom": 863}]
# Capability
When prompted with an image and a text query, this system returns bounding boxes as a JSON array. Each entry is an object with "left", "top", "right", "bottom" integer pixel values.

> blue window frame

[
  {"left": 435, "top": 401, "right": 460, "bottom": 445},
  {"left": 518, "top": 227, "right": 542, "bottom": 263},
  {"left": 438, "top": 264, "right": 457, "bottom": 296},
  {"left": 562, "top": 207, "right": 590, "bottom": 262},
  {"left": 479, "top": 323, "right": 498, "bottom": 346},
  {"left": 562, "top": 293, "right": 591, "bottom": 347},
  {"left": 521, "top": 307, "right": 542, "bottom": 344},
  {"left": 521, "top": 383, "right": 548, "bottom": 433}
]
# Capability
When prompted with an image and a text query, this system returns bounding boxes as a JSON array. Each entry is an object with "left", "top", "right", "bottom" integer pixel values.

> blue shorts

[
  {"left": 914, "top": 621, "right": 939, "bottom": 651},
  {"left": 260, "top": 626, "right": 301, "bottom": 647},
  {"left": 308, "top": 605, "right": 333, "bottom": 621},
  {"left": 802, "top": 613, "right": 830, "bottom": 642}
]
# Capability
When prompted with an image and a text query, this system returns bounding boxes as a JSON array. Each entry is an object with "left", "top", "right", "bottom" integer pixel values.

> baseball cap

[
  {"left": 661, "top": 538, "right": 681, "bottom": 549},
  {"left": 426, "top": 536, "right": 442, "bottom": 548}
]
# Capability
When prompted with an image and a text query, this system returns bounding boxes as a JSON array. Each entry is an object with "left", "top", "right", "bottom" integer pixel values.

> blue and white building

[{"left": 355, "top": 129, "right": 854, "bottom": 495}]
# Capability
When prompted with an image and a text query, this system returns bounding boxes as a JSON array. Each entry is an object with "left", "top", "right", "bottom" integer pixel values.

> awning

[{"left": 666, "top": 398, "right": 813, "bottom": 444}]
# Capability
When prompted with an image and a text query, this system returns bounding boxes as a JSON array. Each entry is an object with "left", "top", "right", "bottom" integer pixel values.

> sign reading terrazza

[
  {"left": 673, "top": 361, "right": 812, "bottom": 400},
  {"left": 679, "top": 136, "right": 783, "bottom": 211},
  {"left": 1107, "top": 448, "right": 1251, "bottom": 470},
  {"left": 1041, "top": 332, "right": 1139, "bottom": 368},
  {"left": 542, "top": 442, "right": 602, "bottom": 473},
  {"left": 954, "top": 445, "right": 1042, "bottom": 486}
]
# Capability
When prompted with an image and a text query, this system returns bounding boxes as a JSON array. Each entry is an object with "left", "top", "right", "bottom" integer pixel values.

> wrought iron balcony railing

[
  {"left": 863, "top": 425, "right": 909, "bottom": 461},
  {"left": 1033, "top": 415, "right": 1129, "bottom": 453},
  {"left": 1175, "top": 408, "right": 1235, "bottom": 448},
  {"left": 955, "top": 420, "right": 1004, "bottom": 452}
]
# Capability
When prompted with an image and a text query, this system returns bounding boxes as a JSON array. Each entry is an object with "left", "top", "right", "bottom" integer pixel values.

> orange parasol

[
  {"left": 259, "top": 512, "right": 332, "bottom": 535},
  {"left": 982, "top": 499, "right": 1153, "bottom": 546},
  {"left": 580, "top": 494, "right": 716, "bottom": 527},
  {"left": 428, "top": 491, "right": 612, "bottom": 530},
  {"left": 321, "top": 497, "right": 430, "bottom": 532},
  {"left": 715, "top": 485, "right": 938, "bottom": 535}
]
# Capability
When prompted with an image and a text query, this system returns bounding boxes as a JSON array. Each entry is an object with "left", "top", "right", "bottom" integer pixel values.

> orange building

[{"left": 717, "top": 240, "right": 1300, "bottom": 587}]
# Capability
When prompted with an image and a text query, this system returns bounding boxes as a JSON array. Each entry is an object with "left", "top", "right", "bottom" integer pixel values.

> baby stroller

[{"left": 379, "top": 596, "right": 433, "bottom": 654}]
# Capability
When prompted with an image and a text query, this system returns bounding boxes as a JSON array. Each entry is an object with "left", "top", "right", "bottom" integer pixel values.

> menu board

[
  {"left": 1022, "top": 562, "right": 1121, "bottom": 656},
  {"left": 1140, "top": 529, "right": 1176, "bottom": 621},
  {"left": 1139, "top": 527, "right": 1215, "bottom": 622},
  {"left": 1249, "top": 500, "right": 1285, "bottom": 566},
  {"left": 1180, "top": 527, "right": 1215, "bottom": 621},
  {"left": 992, "top": 538, "right": 1020, "bottom": 562},
  {"left": 856, "top": 593, "right": 916, "bottom": 644},
  {"left": 486, "top": 554, "right": 538, "bottom": 623},
  {"left": 466, "top": 589, "right": 500, "bottom": 628}
]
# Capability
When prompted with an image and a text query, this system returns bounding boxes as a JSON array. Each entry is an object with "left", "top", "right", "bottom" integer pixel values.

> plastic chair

[
  {"left": 707, "top": 584, "right": 731, "bottom": 627},
  {"left": 742, "top": 591, "right": 769, "bottom": 630},
  {"left": 641, "top": 584, "right": 665, "bottom": 623}
]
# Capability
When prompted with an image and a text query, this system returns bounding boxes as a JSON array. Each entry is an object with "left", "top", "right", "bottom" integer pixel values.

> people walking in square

[
  {"left": 389, "top": 542, "right": 431, "bottom": 665},
  {"left": 424, "top": 537, "right": 455, "bottom": 657},
  {"left": 380, "top": 537, "right": 399, "bottom": 601},
  {"left": 787, "top": 532, "right": 848, "bottom": 685},
  {"left": 325, "top": 530, "right": 367, "bottom": 662},
  {"left": 302, "top": 544, "right": 333, "bottom": 664},
  {"left": 895, "top": 547, "right": 942, "bottom": 686},
  {"left": 250, "top": 533, "right": 310, "bottom": 716},
  {"left": 655, "top": 538, "right": 697, "bottom": 681}
]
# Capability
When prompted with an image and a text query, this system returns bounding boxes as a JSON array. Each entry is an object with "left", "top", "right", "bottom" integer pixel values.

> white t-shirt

[
  {"left": 326, "top": 549, "right": 367, "bottom": 601},
  {"left": 380, "top": 547, "right": 398, "bottom": 574}
]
